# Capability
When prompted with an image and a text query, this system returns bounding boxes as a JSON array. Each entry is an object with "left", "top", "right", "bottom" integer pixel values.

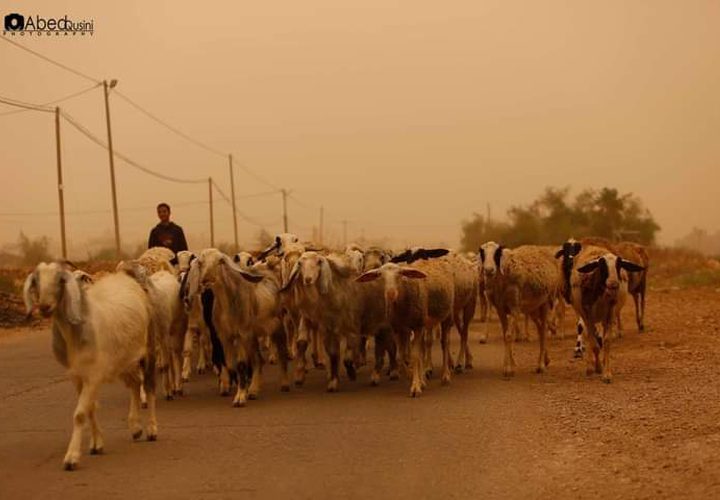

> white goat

[{"left": 24, "top": 263, "right": 158, "bottom": 471}]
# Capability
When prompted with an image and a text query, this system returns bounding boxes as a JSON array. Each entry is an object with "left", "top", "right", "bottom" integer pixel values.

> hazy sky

[{"left": 2, "top": 1, "right": 719, "bottom": 257}]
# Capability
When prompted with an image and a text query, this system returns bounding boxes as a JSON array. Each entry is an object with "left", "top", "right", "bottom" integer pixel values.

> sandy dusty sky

[{"left": 1, "top": 0, "right": 718, "bottom": 257}]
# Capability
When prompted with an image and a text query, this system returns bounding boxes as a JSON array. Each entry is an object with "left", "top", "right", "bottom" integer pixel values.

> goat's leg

[
  {"left": 324, "top": 333, "right": 341, "bottom": 393},
  {"left": 499, "top": 310, "right": 515, "bottom": 377},
  {"left": 534, "top": 308, "right": 550, "bottom": 374},
  {"left": 232, "top": 343, "right": 250, "bottom": 407},
  {"left": 312, "top": 327, "right": 325, "bottom": 369},
  {"left": 122, "top": 373, "right": 143, "bottom": 440},
  {"left": 440, "top": 319, "right": 453, "bottom": 385},
  {"left": 409, "top": 329, "right": 425, "bottom": 397},
  {"left": 181, "top": 328, "right": 194, "bottom": 382},
  {"left": 248, "top": 344, "right": 263, "bottom": 400},
  {"left": 273, "top": 324, "right": 291, "bottom": 392},
  {"left": 73, "top": 377, "right": 103, "bottom": 455},
  {"left": 342, "top": 336, "right": 358, "bottom": 382},
  {"left": 601, "top": 317, "right": 613, "bottom": 383},
  {"left": 63, "top": 379, "right": 97, "bottom": 470},
  {"left": 423, "top": 327, "right": 434, "bottom": 379},
  {"left": 197, "top": 329, "right": 209, "bottom": 374},
  {"left": 142, "top": 354, "right": 158, "bottom": 441},
  {"left": 583, "top": 322, "right": 602, "bottom": 376}
]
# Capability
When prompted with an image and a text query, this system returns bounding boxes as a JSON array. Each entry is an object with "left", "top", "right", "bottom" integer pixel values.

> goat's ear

[
  {"left": 356, "top": 269, "right": 381, "bottom": 283},
  {"left": 170, "top": 255, "right": 179, "bottom": 266},
  {"left": 232, "top": 254, "right": 241, "bottom": 263},
  {"left": 572, "top": 242, "right": 582, "bottom": 255},
  {"left": 61, "top": 271, "right": 83, "bottom": 325},
  {"left": 23, "top": 272, "right": 37, "bottom": 316},
  {"left": 479, "top": 248, "right": 485, "bottom": 263},
  {"left": 577, "top": 259, "right": 600, "bottom": 274},
  {"left": 390, "top": 250, "right": 411, "bottom": 263},
  {"left": 554, "top": 248, "right": 564, "bottom": 259},
  {"left": 493, "top": 245, "right": 504, "bottom": 270},
  {"left": 280, "top": 261, "right": 300, "bottom": 292},
  {"left": 399, "top": 268, "right": 427, "bottom": 280},
  {"left": 319, "top": 258, "right": 332, "bottom": 295},
  {"left": 326, "top": 256, "right": 352, "bottom": 278},
  {"left": 424, "top": 248, "right": 449, "bottom": 259},
  {"left": 619, "top": 259, "right": 645, "bottom": 273},
  {"left": 238, "top": 271, "right": 263, "bottom": 283}
]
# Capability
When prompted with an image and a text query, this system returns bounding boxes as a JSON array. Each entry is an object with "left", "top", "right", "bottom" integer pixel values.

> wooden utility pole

[
  {"left": 342, "top": 219, "right": 348, "bottom": 247},
  {"left": 228, "top": 154, "right": 239, "bottom": 252},
  {"left": 54, "top": 107, "right": 67, "bottom": 259},
  {"left": 319, "top": 205, "right": 324, "bottom": 244},
  {"left": 208, "top": 177, "right": 215, "bottom": 247},
  {"left": 281, "top": 189, "right": 289, "bottom": 233},
  {"left": 103, "top": 79, "right": 121, "bottom": 258}
]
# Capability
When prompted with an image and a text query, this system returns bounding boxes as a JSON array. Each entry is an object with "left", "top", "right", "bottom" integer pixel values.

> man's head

[{"left": 157, "top": 203, "right": 171, "bottom": 224}]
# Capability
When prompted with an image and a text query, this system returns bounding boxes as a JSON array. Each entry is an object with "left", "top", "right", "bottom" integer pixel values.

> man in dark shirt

[{"left": 148, "top": 202, "right": 188, "bottom": 254}]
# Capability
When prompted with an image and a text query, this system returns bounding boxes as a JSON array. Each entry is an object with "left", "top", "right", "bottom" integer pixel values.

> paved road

[{"left": 0, "top": 324, "right": 637, "bottom": 499}]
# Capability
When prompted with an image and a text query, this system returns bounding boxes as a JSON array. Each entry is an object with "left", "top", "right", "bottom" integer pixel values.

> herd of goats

[{"left": 21, "top": 233, "right": 649, "bottom": 470}]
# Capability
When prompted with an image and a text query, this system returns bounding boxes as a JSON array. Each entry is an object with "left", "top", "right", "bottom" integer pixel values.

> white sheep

[
  {"left": 176, "top": 251, "right": 211, "bottom": 380},
  {"left": 24, "top": 262, "right": 158, "bottom": 471},
  {"left": 479, "top": 242, "right": 560, "bottom": 377}
]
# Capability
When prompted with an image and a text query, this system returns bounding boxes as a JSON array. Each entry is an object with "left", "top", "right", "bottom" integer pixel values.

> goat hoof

[
  {"left": 140, "top": 402, "right": 148, "bottom": 409},
  {"left": 63, "top": 461, "right": 77, "bottom": 471},
  {"left": 248, "top": 393, "right": 258, "bottom": 400},
  {"left": 132, "top": 430, "right": 143, "bottom": 441},
  {"left": 165, "top": 394, "right": 173, "bottom": 401},
  {"left": 232, "top": 400, "right": 246, "bottom": 408},
  {"left": 441, "top": 376, "right": 451, "bottom": 386},
  {"left": 181, "top": 377, "right": 190, "bottom": 383},
  {"left": 294, "top": 379, "right": 304, "bottom": 388},
  {"left": 454, "top": 365, "right": 464, "bottom": 374},
  {"left": 536, "top": 367, "right": 546, "bottom": 374},
  {"left": 326, "top": 380, "right": 338, "bottom": 393},
  {"left": 465, "top": 362, "right": 473, "bottom": 370},
  {"left": 573, "top": 351, "right": 584, "bottom": 359},
  {"left": 389, "top": 372, "right": 399, "bottom": 381},
  {"left": 175, "top": 389, "right": 184, "bottom": 397},
  {"left": 147, "top": 434, "right": 157, "bottom": 442},
  {"left": 90, "top": 446, "right": 103, "bottom": 455},
  {"left": 410, "top": 389, "right": 421, "bottom": 398},
  {"left": 197, "top": 368, "right": 206, "bottom": 375},
  {"left": 280, "top": 385, "right": 290, "bottom": 393},
  {"left": 602, "top": 375, "right": 613, "bottom": 384}
]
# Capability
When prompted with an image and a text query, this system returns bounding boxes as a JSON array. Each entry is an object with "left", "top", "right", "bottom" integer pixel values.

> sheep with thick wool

[
  {"left": 479, "top": 242, "right": 559, "bottom": 377},
  {"left": 24, "top": 262, "right": 158, "bottom": 471}
]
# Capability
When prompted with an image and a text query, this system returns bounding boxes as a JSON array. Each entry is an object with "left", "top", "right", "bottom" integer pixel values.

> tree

[{"left": 459, "top": 186, "right": 660, "bottom": 251}]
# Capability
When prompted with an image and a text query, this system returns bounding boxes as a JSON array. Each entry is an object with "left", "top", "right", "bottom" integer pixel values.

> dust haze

[{"left": 2, "top": 1, "right": 719, "bottom": 257}]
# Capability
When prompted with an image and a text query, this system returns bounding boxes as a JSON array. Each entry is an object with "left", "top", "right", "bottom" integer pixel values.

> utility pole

[
  {"left": 342, "top": 219, "right": 348, "bottom": 247},
  {"left": 319, "top": 205, "right": 324, "bottom": 245},
  {"left": 281, "top": 188, "right": 289, "bottom": 233},
  {"left": 228, "top": 154, "right": 239, "bottom": 252},
  {"left": 208, "top": 177, "right": 215, "bottom": 247},
  {"left": 54, "top": 107, "right": 67, "bottom": 259},
  {"left": 103, "top": 79, "right": 121, "bottom": 258}
]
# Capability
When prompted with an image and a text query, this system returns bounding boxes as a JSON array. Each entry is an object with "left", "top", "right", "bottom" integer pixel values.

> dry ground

[{"left": 0, "top": 286, "right": 719, "bottom": 499}]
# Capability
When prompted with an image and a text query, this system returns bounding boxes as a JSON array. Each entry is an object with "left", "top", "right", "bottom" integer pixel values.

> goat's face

[
  {"left": 555, "top": 239, "right": 582, "bottom": 302},
  {"left": 232, "top": 251, "right": 255, "bottom": 270},
  {"left": 577, "top": 253, "right": 645, "bottom": 302},
  {"left": 345, "top": 249, "right": 364, "bottom": 274},
  {"left": 176, "top": 251, "right": 196, "bottom": 273},
  {"left": 298, "top": 252, "right": 326, "bottom": 286},
  {"left": 362, "top": 249, "right": 388, "bottom": 271},
  {"left": 479, "top": 241, "right": 503, "bottom": 278},
  {"left": 197, "top": 249, "right": 225, "bottom": 287},
  {"left": 24, "top": 262, "right": 82, "bottom": 322},
  {"left": 356, "top": 263, "right": 427, "bottom": 314}
]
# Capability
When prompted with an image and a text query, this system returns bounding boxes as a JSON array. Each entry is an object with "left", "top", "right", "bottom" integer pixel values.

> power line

[
  {"left": 211, "top": 180, "right": 270, "bottom": 228},
  {"left": 0, "top": 200, "right": 209, "bottom": 217},
  {"left": 0, "top": 83, "right": 101, "bottom": 117},
  {"left": 0, "top": 95, "right": 54, "bottom": 113},
  {"left": 0, "top": 36, "right": 101, "bottom": 84},
  {"left": 113, "top": 90, "right": 227, "bottom": 158},
  {"left": 60, "top": 110, "right": 207, "bottom": 184}
]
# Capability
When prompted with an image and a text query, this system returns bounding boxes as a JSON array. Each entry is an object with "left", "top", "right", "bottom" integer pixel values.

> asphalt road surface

[{"left": 2, "top": 290, "right": 719, "bottom": 500}]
